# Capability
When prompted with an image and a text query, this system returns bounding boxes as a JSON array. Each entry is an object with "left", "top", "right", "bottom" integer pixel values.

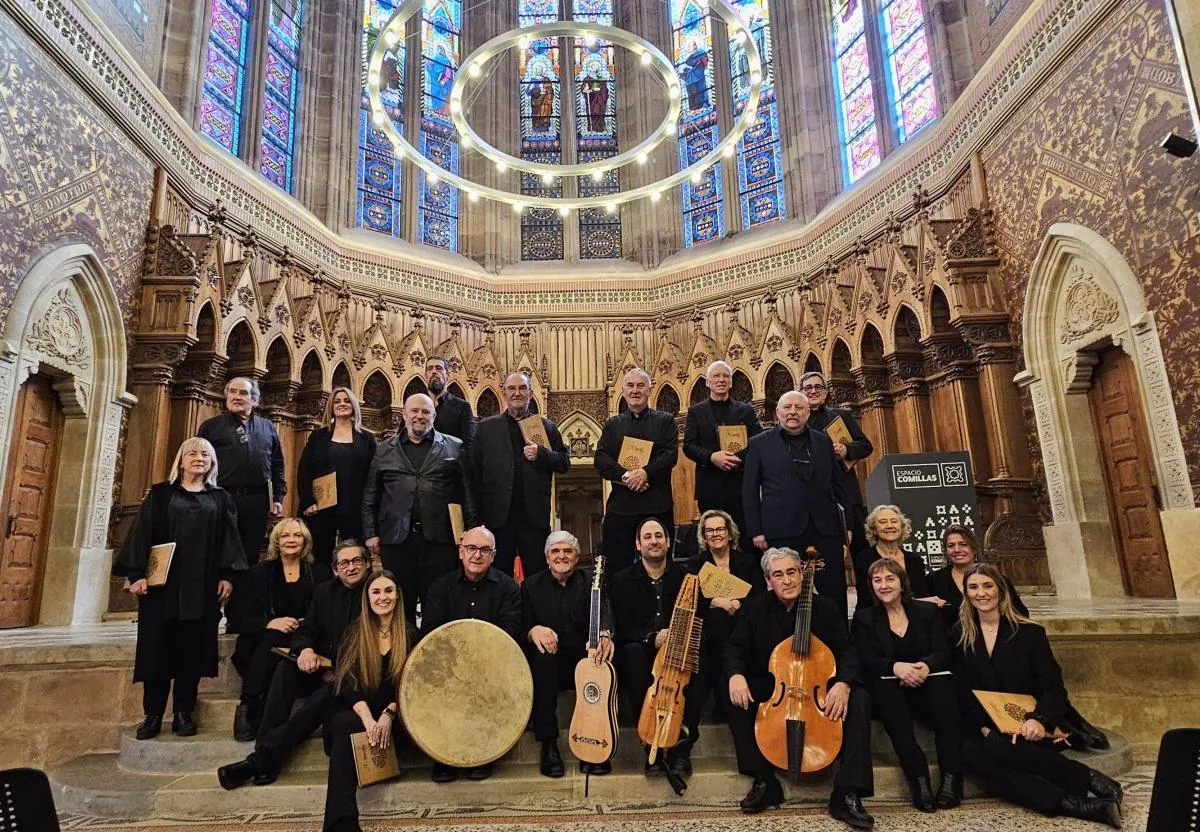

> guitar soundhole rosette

[{"left": 583, "top": 682, "right": 601, "bottom": 704}]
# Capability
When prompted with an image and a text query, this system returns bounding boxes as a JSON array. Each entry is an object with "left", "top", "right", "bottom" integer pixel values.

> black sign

[{"left": 865, "top": 451, "right": 979, "bottom": 571}]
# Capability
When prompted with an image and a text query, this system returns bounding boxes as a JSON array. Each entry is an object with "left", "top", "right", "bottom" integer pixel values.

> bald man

[{"left": 363, "top": 393, "right": 474, "bottom": 619}]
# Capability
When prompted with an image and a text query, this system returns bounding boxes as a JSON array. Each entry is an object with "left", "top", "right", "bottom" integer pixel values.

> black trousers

[
  {"left": 323, "top": 706, "right": 403, "bottom": 831},
  {"left": 847, "top": 503, "right": 868, "bottom": 566},
  {"left": 683, "top": 605, "right": 740, "bottom": 739},
  {"left": 698, "top": 498, "right": 754, "bottom": 557},
  {"left": 771, "top": 532, "right": 849, "bottom": 620},
  {"left": 868, "top": 675, "right": 962, "bottom": 781},
  {"left": 963, "top": 730, "right": 1091, "bottom": 815},
  {"left": 493, "top": 518, "right": 550, "bottom": 577},
  {"left": 307, "top": 511, "right": 364, "bottom": 568},
  {"left": 231, "top": 491, "right": 271, "bottom": 564},
  {"left": 602, "top": 511, "right": 675, "bottom": 568},
  {"left": 233, "top": 629, "right": 293, "bottom": 703},
  {"left": 251, "top": 682, "right": 337, "bottom": 776},
  {"left": 258, "top": 660, "right": 326, "bottom": 742},
  {"left": 618, "top": 642, "right": 703, "bottom": 746},
  {"left": 727, "top": 677, "right": 874, "bottom": 795},
  {"left": 141, "top": 618, "right": 208, "bottom": 716},
  {"left": 380, "top": 535, "right": 458, "bottom": 622},
  {"left": 527, "top": 643, "right": 584, "bottom": 742}
]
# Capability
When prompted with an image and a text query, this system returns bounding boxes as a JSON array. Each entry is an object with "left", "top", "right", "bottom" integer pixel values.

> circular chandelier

[{"left": 366, "top": 0, "right": 764, "bottom": 213}]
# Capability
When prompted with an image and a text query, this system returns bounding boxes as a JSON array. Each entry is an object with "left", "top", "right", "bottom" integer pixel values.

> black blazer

[
  {"left": 296, "top": 427, "right": 377, "bottom": 515},
  {"left": 361, "top": 430, "right": 472, "bottom": 545},
  {"left": 290, "top": 577, "right": 365, "bottom": 662},
  {"left": 853, "top": 547, "right": 932, "bottom": 615},
  {"left": 807, "top": 404, "right": 872, "bottom": 505},
  {"left": 610, "top": 560, "right": 685, "bottom": 650},
  {"left": 470, "top": 414, "right": 570, "bottom": 529},
  {"left": 594, "top": 408, "right": 679, "bottom": 515},
  {"left": 951, "top": 618, "right": 1069, "bottom": 733},
  {"left": 851, "top": 599, "right": 949, "bottom": 681},
  {"left": 230, "top": 558, "right": 332, "bottom": 634},
  {"left": 683, "top": 398, "right": 763, "bottom": 506},
  {"left": 434, "top": 391, "right": 476, "bottom": 456},
  {"left": 928, "top": 566, "right": 1029, "bottom": 631},
  {"left": 741, "top": 427, "right": 850, "bottom": 541}
]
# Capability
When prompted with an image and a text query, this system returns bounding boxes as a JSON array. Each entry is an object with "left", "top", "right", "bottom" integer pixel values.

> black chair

[
  {"left": 0, "top": 768, "right": 60, "bottom": 832},
  {"left": 1147, "top": 728, "right": 1200, "bottom": 832}
]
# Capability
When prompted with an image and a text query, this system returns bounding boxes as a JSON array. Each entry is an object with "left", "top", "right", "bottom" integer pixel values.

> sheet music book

[
  {"left": 146, "top": 542, "right": 176, "bottom": 587},
  {"left": 517, "top": 415, "right": 549, "bottom": 448},
  {"left": 448, "top": 503, "right": 465, "bottom": 544},
  {"left": 973, "top": 690, "right": 1069, "bottom": 739},
  {"left": 618, "top": 436, "right": 653, "bottom": 470},
  {"left": 697, "top": 562, "right": 752, "bottom": 600},
  {"left": 270, "top": 647, "right": 332, "bottom": 668},
  {"left": 351, "top": 730, "right": 400, "bottom": 787},
  {"left": 717, "top": 425, "right": 749, "bottom": 454},
  {"left": 824, "top": 415, "right": 858, "bottom": 471},
  {"left": 312, "top": 472, "right": 338, "bottom": 511}
]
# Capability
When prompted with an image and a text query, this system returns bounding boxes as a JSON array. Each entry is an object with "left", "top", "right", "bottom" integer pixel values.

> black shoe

[
  {"left": 431, "top": 762, "right": 457, "bottom": 783},
  {"left": 935, "top": 773, "right": 963, "bottom": 808},
  {"left": 666, "top": 742, "right": 693, "bottom": 777},
  {"left": 328, "top": 818, "right": 363, "bottom": 832},
  {"left": 465, "top": 762, "right": 494, "bottom": 781},
  {"left": 540, "top": 740, "right": 565, "bottom": 778},
  {"left": 252, "top": 771, "right": 277, "bottom": 786},
  {"left": 172, "top": 711, "right": 198, "bottom": 737},
  {"left": 135, "top": 715, "right": 163, "bottom": 741},
  {"left": 1059, "top": 794, "right": 1121, "bottom": 828},
  {"left": 1066, "top": 707, "right": 1110, "bottom": 750},
  {"left": 740, "top": 775, "right": 784, "bottom": 814},
  {"left": 217, "top": 759, "right": 255, "bottom": 791},
  {"left": 909, "top": 776, "right": 936, "bottom": 813},
  {"left": 644, "top": 756, "right": 667, "bottom": 776},
  {"left": 1089, "top": 769, "right": 1124, "bottom": 805},
  {"left": 233, "top": 703, "right": 255, "bottom": 742},
  {"left": 580, "top": 760, "right": 612, "bottom": 776},
  {"left": 829, "top": 789, "right": 875, "bottom": 830}
]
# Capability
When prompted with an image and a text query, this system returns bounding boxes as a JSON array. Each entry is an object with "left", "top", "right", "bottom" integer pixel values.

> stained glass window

[
  {"left": 728, "top": 0, "right": 785, "bottom": 230},
  {"left": 881, "top": 0, "right": 937, "bottom": 142},
  {"left": 519, "top": 0, "right": 563, "bottom": 261},
  {"left": 259, "top": 0, "right": 304, "bottom": 190},
  {"left": 671, "top": 0, "right": 725, "bottom": 246},
  {"left": 830, "top": 0, "right": 880, "bottom": 184},
  {"left": 573, "top": 0, "right": 621, "bottom": 258},
  {"left": 356, "top": 0, "right": 405, "bottom": 235},
  {"left": 200, "top": 0, "right": 252, "bottom": 154},
  {"left": 418, "top": 0, "right": 462, "bottom": 251}
]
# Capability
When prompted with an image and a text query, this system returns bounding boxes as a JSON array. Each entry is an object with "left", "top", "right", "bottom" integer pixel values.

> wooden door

[
  {"left": 1089, "top": 348, "right": 1174, "bottom": 598},
  {"left": 0, "top": 374, "right": 63, "bottom": 627}
]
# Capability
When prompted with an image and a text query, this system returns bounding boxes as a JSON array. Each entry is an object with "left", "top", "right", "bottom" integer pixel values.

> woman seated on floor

[
  {"left": 322, "top": 569, "right": 410, "bottom": 832},
  {"left": 852, "top": 505, "right": 939, "bottom": 615},
  {"left": 951, "top": 563, "right": 1123, "bottom": 828},
  {"left": 852, "top": 558, "right": 962, "bottom": 812},
  {"left": 229, "top": 517, "right": 331, "bottom": 740}
]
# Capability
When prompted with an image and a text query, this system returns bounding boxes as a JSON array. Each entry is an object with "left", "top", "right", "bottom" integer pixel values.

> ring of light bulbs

[{"left": 366, "top": 0, "right": 763, "bottom": 214}]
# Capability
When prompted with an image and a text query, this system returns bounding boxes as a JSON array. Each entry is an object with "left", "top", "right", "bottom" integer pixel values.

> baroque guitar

[{"left": 568, "top": 556, "right": 618, "bottom": 765}]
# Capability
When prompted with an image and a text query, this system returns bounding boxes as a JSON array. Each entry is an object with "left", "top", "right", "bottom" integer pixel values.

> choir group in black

[{"left": 112, "top": 359, "right": 1124, "bottom": 832}]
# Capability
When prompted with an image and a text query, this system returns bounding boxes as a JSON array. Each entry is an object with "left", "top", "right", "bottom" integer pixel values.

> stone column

[
  {"left": 887, "top": 353, "right": 935, "bottom": 451},
  {"left": 852, "top": 364, "right": 896, "bottom": 468}
]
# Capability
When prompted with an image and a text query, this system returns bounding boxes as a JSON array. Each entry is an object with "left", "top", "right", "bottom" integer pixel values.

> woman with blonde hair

[
  {"left": 298, "top": 386, "right": 377, "bottom": 566},
  {"left": 113, "top": 437, "right": 247, "bottom": 740},
  {"left": 322, "top": 569, "right": 410, "bottom": 832},
  {"left": 852, "top": 504, "right": 936, "bottom": 615},
  {"left": 229, "top": 517, "right": 332, "bottom": 740}
]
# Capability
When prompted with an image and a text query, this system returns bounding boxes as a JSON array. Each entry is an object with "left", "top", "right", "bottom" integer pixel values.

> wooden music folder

[
  {"left": 618, "top": 436, "right": 653, "bottom": 470},
  {"left": 312, "top": 472, "right": 338, "bottom": 511},
  {"left": 351, "top": 731, "right": 400, "bottom": 787},
  {"left": 448, "top": 503, "right": 465, "bottom": 544},
  {"left": 270, "top": 647, "right": 332, "bottom": 669},
  {"left": 717, "top": 425, "right": 748, "bottom": 454},
  {"left": 824, "top": 415, "right": 857, "bottom": 471},
  {"left": 517, "top": 415, "right": 548, "bottom": 448},
  {"left": 697, "top": 562, "right": 752, "bottom": 600},
  {"left": 146, "top": 543, "right": 176, "bottom": 587},
  {"left": 972, "top": 690, "right": 1069, "bottom": 740}
]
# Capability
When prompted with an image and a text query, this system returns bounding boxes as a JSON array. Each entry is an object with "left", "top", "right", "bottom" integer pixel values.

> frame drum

[{"left": 399, "top": 619, "right": 533, "bottom": 767}]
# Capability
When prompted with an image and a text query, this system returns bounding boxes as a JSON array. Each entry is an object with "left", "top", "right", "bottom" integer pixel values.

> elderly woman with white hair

[
  {"left": 852, "top": 504, "right": 937, "bottom": 615},
  {"left": 113, "top": 437, "right": 248, "bottom": 741}
]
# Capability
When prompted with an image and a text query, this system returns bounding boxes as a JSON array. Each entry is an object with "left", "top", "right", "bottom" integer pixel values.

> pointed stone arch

[
  {"left": 477, "top": 387, "right": 501, "bottom": 419},
  {"left": 558, "top": 410, "right": 603, "bottom": 460},
  {"left": 730, "top": 369, "right": 754, "bottom": 404},
  {"left": 331, "top": 361, "right": 352, "bottom": 391},
  {"left": 361, "top": 370, "right": 395, "bottom": 434},
  {"left": 1017, "top": 223, "right": 1199, "bottom": 599},
  {"left": 689, "top": 376, "right": 708, "bottom": 406},
  {"left": 0, "top": 244, "right": 135, "bottom": 624},
  {"left": 762, "top": 362, "right": 794, "bottom": 422},
  {"left": 656, "top": 383, "right": 681, "bottom": 416}
]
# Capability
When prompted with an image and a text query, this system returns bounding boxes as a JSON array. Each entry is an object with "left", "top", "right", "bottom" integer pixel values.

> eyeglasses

[
  {"left": 235, "top": 425, "right": 248, "bottom": 444},
  {"left": 462, "top": 544, "right": 495, "bottom": 557},
  {"left": 335, "top": 556, "right": 366, "bottom": 568},
  {"left": 702, "top": 527, "right": 728, "bottom": 536},
  {"left": 800, "top": 383, "right": 826, "bottom": 392}
]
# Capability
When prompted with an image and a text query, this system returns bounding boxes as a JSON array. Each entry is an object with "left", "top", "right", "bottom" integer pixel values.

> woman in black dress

[
  {"left": 322, "top": 569, "right": 410, "bottom": 832},
  {"left": 952, "top": 563, "right": 1122, "bottom": 827},
  {"left": 852, "top": 504, "right": 938, "bottom": 615},
  {"left": 298, "top": 387, "right": 377, "bottom": 566},
  {"left": 852, "top": 558, "right": 962, "bottom": 812},
  {"left": 229, "top": 517, "right": 332, "bottom": 740},
  {"left": 114, "top": 437, "right": 247, "bottom": 740},
  {"left": 927, "top": 525, "right": 1029, "bottom": 627}
]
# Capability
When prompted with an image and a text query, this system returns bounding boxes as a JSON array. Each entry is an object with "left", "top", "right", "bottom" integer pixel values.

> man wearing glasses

[
  {"left": 426, "top": 356, "right": 476, "bottom": 456},
  {"left": 683, "top": 361, "right": 762, "bottom": 553},
  {"left": 197, "top": 377, "right": 287, "bottom": 563},
  {"left": 421, "top": 525, "right": 522, "bottom": 782},
  {"left": 470, "top": 372, "right": 571, "bottom": 576},
  {"left": 217, "top": 540, "right": 369, "bottom": 790},
  {"left": 799, "top": 371, "right": 874, "bottom": 556}
]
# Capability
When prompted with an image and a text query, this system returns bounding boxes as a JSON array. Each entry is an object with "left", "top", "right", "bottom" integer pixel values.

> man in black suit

[
  {"left": 742, "top": 390, "right": 852, "bottom": 618},
  {"left": 800, "top": 371, "right": 873, "bottom": 556},
  {"left": 426, "top": 356, "right": 476, "bottom": 455},
  {"left": 362, "top": 393, "right": 473, "bottom": 620},
  {"left": 683, "top": 360, "right": 762, "bottom": 553},
  {"left": 470, "top": 372, "right": 571, "bottom": 576},
  {"left": 595, "top": 368, "right": 679, "bottom": 566},
  {"left": 724, "top": 547, "right": 875, "bottom": 828}
]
